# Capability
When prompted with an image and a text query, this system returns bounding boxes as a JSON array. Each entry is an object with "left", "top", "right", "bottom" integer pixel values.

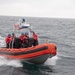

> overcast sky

[{"left": 0, "top": 0, "right": 75, "bottom": 18}]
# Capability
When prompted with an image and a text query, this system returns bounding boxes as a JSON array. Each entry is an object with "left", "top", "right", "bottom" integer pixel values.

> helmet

[
  {"left": 21, "top": 33, "right": 24, "bottom": 35},
  {"left": 12, "top": 33, "right": 15, "bottom": 36},
  {"left": 8, "top": 34, "right": 11, "bottom": 36}
]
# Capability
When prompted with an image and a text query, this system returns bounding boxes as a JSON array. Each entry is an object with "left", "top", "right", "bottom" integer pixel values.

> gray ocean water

[{"left": 0, "top": 16, "right": 75, "bottom": 75}]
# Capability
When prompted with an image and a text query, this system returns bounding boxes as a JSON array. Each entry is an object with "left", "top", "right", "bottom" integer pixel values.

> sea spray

[
  {"left": 0, "top": 56, "right": 23, "bottom": 67},
  {"left": 0, "top": 35, "right": 5, "bottom": 47},
  {"left": 44, "top": 55, "right": 59, "bottom": 66}
]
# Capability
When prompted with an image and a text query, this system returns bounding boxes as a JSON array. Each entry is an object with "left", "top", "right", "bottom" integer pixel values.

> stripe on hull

[{"left": 0, "top": 46, "right": 48, "bottom": 56}]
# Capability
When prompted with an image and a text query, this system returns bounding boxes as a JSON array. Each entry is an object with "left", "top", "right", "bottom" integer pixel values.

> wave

[{"left": 58, "top": 55, "right": 75, "bottom": 61}]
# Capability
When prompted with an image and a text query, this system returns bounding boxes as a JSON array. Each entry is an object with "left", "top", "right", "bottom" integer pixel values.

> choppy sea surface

[{"left": 0, "top": 16, "right": 75, "bottom": 75}]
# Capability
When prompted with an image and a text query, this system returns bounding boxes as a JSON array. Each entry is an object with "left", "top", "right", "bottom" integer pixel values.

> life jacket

[
  {"left": 23, "top": 35, "right": 29, "bottom": 44},
  {"left": 20, "top": 35, "right": 24, "bottom": 43},
  {"left": 11, "top": 36, "right": 15, "bottom": 42},
  {"left": 33, "top": 33, "right": 38, "bottom": 40},
  {"left": 5, "top": 36, "right": 12, "bottom": 44}
]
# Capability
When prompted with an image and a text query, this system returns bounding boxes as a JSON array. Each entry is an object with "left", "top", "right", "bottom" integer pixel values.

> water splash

[
  {"left": 0, "top": 56, "right": 23, "bottom": 67},
  {"left": 44, "top": 55, "right": 59, "bottom": 66},
  {"left": 0, "top": 35, "right": 5, "bottom": 47}
]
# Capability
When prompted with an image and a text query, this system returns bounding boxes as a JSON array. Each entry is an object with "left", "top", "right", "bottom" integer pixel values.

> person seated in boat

[
  {"left": 12, "top": 33, "right": 21, "bottom": 48},
  {"left": 5, "top": 34, "right": 12, "bottom": 48},
  {"left": 20, "top": 33, "right": 24, "bottom": 47},
  {"left": 10, "top": 33, "right": 16, "bottom": 48},
  {"left": 23, "top": 32, "right": 29, "bottom": 48},
  {"left": 27, "top": 28, "right": 34, "bottom": 47},
  {"left": 11, "top": 33, "right": 16, "bottom": 41},
  {"left": 29, "top": 28, "right": 38, "bottom": 46},
  {"left": 33, "top": 31, "right": 38, "bottom": 46}
]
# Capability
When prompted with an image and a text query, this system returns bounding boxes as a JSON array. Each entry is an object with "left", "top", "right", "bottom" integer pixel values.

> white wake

[
  {"left": 0, "top": 35, "right": 5, "bottom": 47},
  {"left": 44, "top": 55, "right": 59, "bottom": 66},
  {"left": 0, "top": 35, "right": 23, "bottom": 67},
  {"left": 0, "top": 56, "right": 23, "bottom": 67}
]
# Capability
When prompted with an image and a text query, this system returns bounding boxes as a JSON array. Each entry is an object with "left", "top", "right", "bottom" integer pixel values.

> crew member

[
  {"left": 5, "top": 34, "right": 12, "bottom": 48},
  {"left": 20, "top": 33, "right": 24, "bottom": 47},
  {"left": 23, "top": 32, "right": 29, "bottom": 48},
  {"left": 33, "top": 32, "right": 38, "bottom": 46},
  {"left": 11, "top": 33, "right": 16, "bottom": 48}
]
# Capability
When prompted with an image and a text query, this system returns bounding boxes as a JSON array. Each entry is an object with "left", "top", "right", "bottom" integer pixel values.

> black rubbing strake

[{"left": 0, "top": 46, "right": 48, "bottom": 56}]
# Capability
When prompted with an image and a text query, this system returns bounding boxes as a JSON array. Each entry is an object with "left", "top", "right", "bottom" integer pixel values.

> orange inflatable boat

[{"left": 0, "top": 43, "right": 56, "bottom": 64}]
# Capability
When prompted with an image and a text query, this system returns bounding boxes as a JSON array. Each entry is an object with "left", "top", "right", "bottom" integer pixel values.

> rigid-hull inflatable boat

[{"left": 0, "top": 43, "right": 56, "bottom": 64}]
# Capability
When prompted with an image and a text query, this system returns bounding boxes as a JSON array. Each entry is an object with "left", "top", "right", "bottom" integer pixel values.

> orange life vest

[
  {"left": 20, "top": 35, "right": 24, "bottom": 43},
  {"left": 23, "top": 35, "right": 29, "bottom": 44},
  {"left": 33, "top": 33, "right": 38, "bottom": 40},
  {"left": 5, "top": 37, "right": 12, "bottom": 44}
]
